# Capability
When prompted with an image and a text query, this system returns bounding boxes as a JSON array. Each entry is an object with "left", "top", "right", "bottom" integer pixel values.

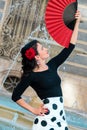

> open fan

[{"left": 45, "top": 0, "right": 78, "bottom": 48}]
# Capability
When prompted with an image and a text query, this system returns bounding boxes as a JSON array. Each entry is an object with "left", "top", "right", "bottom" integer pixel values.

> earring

[{"left": 37, "top": 61, "right": 40, "bottom": 65}]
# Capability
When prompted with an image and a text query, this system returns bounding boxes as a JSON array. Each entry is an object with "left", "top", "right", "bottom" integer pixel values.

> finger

[
  {"left": 75, "top": 14, "right": 81, "bottom": 19},
  {"left": 75, "top": 16, "right": 80, "bottom": 19},
  {"left": 75, "top": 13, "right": 80, "bottom": 16},
  {"left": 39, "top": 112, "right": 45, "bottom": 116},
  {"left": 44, "top": 108, "right": 49, "bottom": 112},
  {"left": 75, "top": 11, "right": 80, "bottom": 15},
  {"left": 41, "top": 109, "right": 48, "bottom": 113},
  {"left": 75, "top": 12, "right": 80, "bottom": 16},
  {"left": 76, "top": 10, "right": 80, "bottom": 13},
  {"left": 39, "top": 108, "right": 48, "bottom": 115},
  {"left": 40, "top": 105, "right": 48, "bottom": 111},
  {"left": 75, "top": 13, "right": 80, "bottom": 17},
  {"left": 41, "top": 113, "right": 45, "bottom": 116}
]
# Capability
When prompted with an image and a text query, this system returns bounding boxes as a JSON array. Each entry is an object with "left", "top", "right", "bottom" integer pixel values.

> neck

[{"left": 33, "top": 61, "right": 48, "bottom": 72}]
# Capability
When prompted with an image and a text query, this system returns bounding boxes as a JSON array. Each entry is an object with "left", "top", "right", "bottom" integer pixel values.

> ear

[{"left": 35, "top": 55, "right": 40, "bottom": 60}]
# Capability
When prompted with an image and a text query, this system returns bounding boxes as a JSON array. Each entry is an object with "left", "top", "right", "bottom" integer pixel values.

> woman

[{"left": 12, "top": 11, "right": 81, "bottom": 130}]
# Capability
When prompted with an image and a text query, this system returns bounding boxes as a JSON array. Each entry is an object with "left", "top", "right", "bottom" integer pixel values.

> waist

[
  {"left": 42, "top": 96, "right": 63, "bottom": 105},
  {"left": 39, "top": 89, "right": 63, "bottom": 100}
]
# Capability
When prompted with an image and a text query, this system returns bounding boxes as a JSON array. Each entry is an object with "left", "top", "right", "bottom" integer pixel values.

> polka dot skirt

[{"left": 32, "top": 97, "right": 69, "bottom": 130}]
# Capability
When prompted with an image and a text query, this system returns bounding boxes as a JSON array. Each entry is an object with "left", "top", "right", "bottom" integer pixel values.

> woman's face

[{"left": 36, "top": 43, "right": 49, "bottom": 60}]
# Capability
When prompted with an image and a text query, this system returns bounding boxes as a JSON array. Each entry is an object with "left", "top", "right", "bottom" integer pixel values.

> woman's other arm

[
  {"left": 16, "top": 98, "right": 48, "bottom": 116},
  {"left": 12, "top": 75, "right": 48, "bottom": 116}
]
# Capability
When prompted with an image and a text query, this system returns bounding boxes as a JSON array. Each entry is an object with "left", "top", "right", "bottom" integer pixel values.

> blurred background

[{"left": 0, "top": 0, "right": 87, "bottom": 130}]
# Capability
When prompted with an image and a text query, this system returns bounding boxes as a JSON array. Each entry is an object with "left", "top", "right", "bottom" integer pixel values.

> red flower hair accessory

[{"left": 25, "top": 48, "right": 36, "bottom": 60}]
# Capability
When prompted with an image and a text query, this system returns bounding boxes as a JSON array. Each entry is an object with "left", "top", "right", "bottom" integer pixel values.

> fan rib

[
  {"left": 51, "top": 26, "right": 67, "bottom": 37},
  {"left": 57, "top": 0, "right": 68, "bottom": 7},
  {"left": 45, "top": 14, "right": 62, "bottom": 20},
  {"left": 46, "top": 19, "right": 63, "bottom": 25},
  {"left": 46, "top": 7, "right": 63, "bottom": 14},
  {"left": 46, "top": 21, "right": 64, "bottom": 30},
  {"left": 47, "top": 2, "right": 64, "bottom": 10},
  {"left": 47, "top": 24, "right": 64, "bottom": 33}
]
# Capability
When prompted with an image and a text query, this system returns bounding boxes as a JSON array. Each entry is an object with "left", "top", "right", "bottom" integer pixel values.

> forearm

[
  {"left": 70, "top": 20, "right": 80, "bottom": 44},
  {"left": 16, "top": 98, "right": 48, "bottom": 116},
  {"left": 16, "top": 99, "right": 34, "bottom": 113},
  {"left": 70, "top": 11, "right": 81, "bottom": 45}
]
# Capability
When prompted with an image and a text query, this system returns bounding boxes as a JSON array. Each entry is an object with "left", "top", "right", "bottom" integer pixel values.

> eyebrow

[{"left": 38, "top": 43, "right": 42, "bottom": 47}]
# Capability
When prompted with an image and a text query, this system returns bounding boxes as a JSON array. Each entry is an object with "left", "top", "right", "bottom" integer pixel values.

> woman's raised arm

[{"left": 70, "top": 10, "right": 81, "bottom": 44}]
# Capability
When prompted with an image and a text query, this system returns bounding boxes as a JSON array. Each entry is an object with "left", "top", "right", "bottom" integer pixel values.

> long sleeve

[
  {"left": 47, "top": 43, "right": 75, "bottom": 70},
  {"left": 12, "top": 75, "right": 31, "bottom": 102}
]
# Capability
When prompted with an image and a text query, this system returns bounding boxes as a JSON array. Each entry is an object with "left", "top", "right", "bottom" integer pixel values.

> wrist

[
  {"left": 27, "top": 106, "right": 35, "bottom": 113},
  {"left": 76, "top": 19, "right": 80, "bottom": 23}
]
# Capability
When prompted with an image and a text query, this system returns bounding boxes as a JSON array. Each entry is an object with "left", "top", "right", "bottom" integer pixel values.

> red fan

[{"left": 45, "top": 0, "right": 78, "bottom": 48}]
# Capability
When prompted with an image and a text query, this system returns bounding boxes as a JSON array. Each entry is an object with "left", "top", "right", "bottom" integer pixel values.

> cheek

[
  {"left": 39, "top": 51, "right": 49, "bottom": 59},
  {"left": 39, "top": 52, "right": 43, "bottom": 58},
  {"left": 42, "top": 53, "right": 49, "bottom": 59}
]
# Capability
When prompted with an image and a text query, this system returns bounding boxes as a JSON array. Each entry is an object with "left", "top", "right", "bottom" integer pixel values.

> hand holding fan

[{"left": 45, "top": 0, "right": 78, "bottom": 48}]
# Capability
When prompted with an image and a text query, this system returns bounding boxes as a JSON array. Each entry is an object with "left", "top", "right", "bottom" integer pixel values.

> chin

[{"left": 46, "top": 54, "right": 50, "bottom": 59}]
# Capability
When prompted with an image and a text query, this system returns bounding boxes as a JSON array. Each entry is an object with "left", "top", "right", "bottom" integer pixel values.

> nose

[{"left": 44, "top": 47, "right": 48, "bottom": 51}]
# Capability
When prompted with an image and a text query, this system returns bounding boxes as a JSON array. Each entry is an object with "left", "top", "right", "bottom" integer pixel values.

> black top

[{"left": 12, "top": 43, "right": 75, "bottom": 102}]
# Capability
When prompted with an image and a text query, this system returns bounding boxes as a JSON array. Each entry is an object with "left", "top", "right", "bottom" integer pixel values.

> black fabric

[
  {"left": 12, "top": 43, "right": 75, "bottom": 101},
  {"left": 63, "top": 1, "right": 78, "bottom": 30}
]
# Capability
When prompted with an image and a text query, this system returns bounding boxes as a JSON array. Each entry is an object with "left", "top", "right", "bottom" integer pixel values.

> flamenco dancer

[{"left": 12, "top": 11, "right": 81, "bottom": 130}]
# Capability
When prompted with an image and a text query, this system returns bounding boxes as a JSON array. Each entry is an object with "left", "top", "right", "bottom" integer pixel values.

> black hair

[{"left": 21, "top": 40, "right": 39, "bottom": 75}]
